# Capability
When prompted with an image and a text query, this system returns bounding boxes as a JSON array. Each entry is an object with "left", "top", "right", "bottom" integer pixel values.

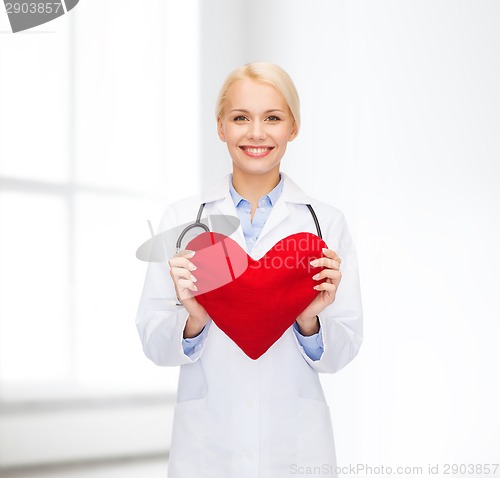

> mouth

[{"left": 239, "top": 146, "right": 275, "bottom": 158}]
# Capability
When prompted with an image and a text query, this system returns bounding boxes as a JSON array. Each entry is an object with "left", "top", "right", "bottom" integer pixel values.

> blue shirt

[
  {"left": 229, "top": 173, "right": 284, "bottom": 253},
  {"left": 182, "top": 173, "right": 324, "bottom": 360}
]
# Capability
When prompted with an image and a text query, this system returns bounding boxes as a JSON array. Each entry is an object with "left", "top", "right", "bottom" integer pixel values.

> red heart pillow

[{"left": 185, "top": 231, "right": 327, "bottom": 359}]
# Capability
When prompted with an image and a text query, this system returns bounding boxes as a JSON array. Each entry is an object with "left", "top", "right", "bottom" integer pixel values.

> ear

[
  {"left": 288, "top": 121, "right": 298, "bottom": 142},
  {"left": 217, "top": 117, "right": 226, "bottom": 142}
]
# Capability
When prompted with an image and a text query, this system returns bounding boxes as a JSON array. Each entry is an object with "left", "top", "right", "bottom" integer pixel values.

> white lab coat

[{"left": 136, "top": 171, "right": 363, "bottom": 478}]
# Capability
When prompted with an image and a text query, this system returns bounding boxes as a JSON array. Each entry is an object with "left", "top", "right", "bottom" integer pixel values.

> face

[{"left": 217, "top": 78, "right": 298, "bottom": 178}]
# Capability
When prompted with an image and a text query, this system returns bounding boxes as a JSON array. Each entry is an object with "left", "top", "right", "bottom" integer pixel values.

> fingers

[
  {"left": 310, "top": 248, "right": 341, "bottom": 271},
  {"left": 169, "top": 250, "right": 197, "bottom": 270},
  {"left": 169, "top": 250, "right": 199, "bottom": 296},
  {"left": 177, "top": 278, "right": 198, "bottom": 294},
  {"left": 171, "top": 267, "right": 198, "bottom": 284},
  {"left": 313, "top": 281, "right": 338, "bottom": 292},
  {"left": 311, "top": 249, "right": 342, "bottom": 292},
  {"left": 310, "top": 257, "right": 340, "bottom": 270},
  {"left": 312, "top": 269, "right": 341, "bottom": 286},
  {"left": 172, "top": 276, "right": 198, "bottom": 301},
  {"left": 322, "top": 248, "right": 341, "bottom": 264}
]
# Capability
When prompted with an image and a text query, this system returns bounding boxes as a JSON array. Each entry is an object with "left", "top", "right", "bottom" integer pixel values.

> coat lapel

[
  {"left": 200, "top": 174, "right": 248, "bottom": 252},
  {"left": 254, "top": 172, "right": 314, "bottom": 248},
  {"left": 254, "top": 194, "right": 290, "bottom": 245},
  {"left": 199, "top": 171, "right": 315, "bottom": 254}
]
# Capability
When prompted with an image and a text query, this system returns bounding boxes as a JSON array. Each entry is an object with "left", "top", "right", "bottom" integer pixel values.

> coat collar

[
  {"left": 199, "top": 171, "right": 315, "bottom": 255},
  {"left": 200, "top": 171, "right": 313, "bottom": 205}
]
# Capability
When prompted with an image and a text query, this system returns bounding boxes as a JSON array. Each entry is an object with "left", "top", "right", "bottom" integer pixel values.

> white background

[
  {"left": 1, "top": 0, "right": 499, "bottom": 472},
  {"left": 200, "top": 0, "right": 500, "bottom": 467}
]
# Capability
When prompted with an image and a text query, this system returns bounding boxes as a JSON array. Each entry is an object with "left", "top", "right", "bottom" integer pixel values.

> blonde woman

[{"left": 136, "top": 62, "right": 363, "bottom": 478}]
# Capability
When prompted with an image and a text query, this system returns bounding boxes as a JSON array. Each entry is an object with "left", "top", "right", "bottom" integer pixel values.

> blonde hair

[{"left": 215, "top": 62, "right": 301, "bottom": 133}]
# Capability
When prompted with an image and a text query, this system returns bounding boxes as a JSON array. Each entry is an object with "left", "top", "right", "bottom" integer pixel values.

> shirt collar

[
  {"left": 229, "top": 175, "right": 245, "bottom": 207},
  {"left": 200, "top": 170, "right": 313, "bottom": 205},
  {"left": 229, "top": 173, "right": 284, "bottom": 207}
]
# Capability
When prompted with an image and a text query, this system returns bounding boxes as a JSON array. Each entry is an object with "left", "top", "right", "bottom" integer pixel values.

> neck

[{"left": 231, "top": 167, "right": 281, "bottom": 206}]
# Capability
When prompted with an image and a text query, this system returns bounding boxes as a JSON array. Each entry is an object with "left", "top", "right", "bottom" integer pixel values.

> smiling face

[{"left": 217, "top": 78, "right": 298, "bottom": 179}]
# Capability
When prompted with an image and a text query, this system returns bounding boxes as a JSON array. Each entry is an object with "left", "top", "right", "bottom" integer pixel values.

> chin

[
  {"left": 236, "top": 165, "right": 279, "bottom": 177},
  {"left": 233, "top": 159, "right": 281, "bottom": 175}
]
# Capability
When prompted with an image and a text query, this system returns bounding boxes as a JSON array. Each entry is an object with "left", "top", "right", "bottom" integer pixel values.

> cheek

[
  {"left": 223, "top": 126, "right": 241, "bottom": 145},
  {"left": 277, "top": 128, "right": 294, "bottom": 144}
]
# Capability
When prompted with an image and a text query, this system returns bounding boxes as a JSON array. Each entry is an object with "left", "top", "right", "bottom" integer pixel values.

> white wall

[
  {"left": 198, "top": 0, "right": 500, "bottom": 469},
  {"left": 1, "top": 0, "right": 499, "bottom": 471},
  {"left": 0, "top": 0, "right": 199, "bottom": 468}
]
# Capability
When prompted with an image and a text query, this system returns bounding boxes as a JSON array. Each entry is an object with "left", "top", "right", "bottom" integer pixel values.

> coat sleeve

[
  {"left": 135, "top": 203, "right": 212, "bottom": 366},
  {"left": 294, "top": 209, "right": 363, "bottom": 373}
]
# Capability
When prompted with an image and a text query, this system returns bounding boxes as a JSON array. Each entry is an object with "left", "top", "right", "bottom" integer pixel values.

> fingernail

[
  {"left": 310, "top": 260, "right": 318, "bottom": 266},
  {"left": 322, "top": 248, "right": 329, "bottom": 254},
  {"left": 185, "top": 250, "right": 196, "bottom": 257},
  {"left": 193, "top": 284, "right": 198, "bottom": 291},
  {"left": 312, "top": 274, "right": 320, "bottom": 280},
  {"left": 188, "top": 264, "right": 197, "bottom": 271},
  {"left": 191, "top": 275, "right": 197, "bottom": 282}
]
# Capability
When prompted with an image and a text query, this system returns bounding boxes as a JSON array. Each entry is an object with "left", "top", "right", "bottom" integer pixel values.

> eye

[
  {"left": 266, "top": 115, "right": 281, "bottom": 122},
  {"left": 233, "top": 115, "right": 248, "bottom": 122}
]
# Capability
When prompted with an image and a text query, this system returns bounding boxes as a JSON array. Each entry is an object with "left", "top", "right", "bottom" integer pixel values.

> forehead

[{"left": 225, "top": 78, "right": 288, "bottom": 111}]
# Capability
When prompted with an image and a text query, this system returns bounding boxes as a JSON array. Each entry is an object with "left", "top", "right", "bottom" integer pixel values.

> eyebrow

[{"left": 229, "top": 109, "right": 286, "bottom": 114}]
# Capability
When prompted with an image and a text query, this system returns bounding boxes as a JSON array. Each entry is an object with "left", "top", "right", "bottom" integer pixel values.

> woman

[{"left": 136, "top": 62, "right": 363, "bottom": 478}]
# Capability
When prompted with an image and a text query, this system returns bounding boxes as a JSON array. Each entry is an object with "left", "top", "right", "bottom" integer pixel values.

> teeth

[{"left": 245, "top": 147, "right": 269, "bottom": 154}]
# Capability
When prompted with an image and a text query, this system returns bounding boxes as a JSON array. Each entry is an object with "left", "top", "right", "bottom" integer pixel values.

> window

[{"left": 0, "top": 0, "right": 200, "bottom": 401}]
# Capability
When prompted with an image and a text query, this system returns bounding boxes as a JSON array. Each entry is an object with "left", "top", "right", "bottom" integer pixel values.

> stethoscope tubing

[{"left": 176, "top": 203, "right": 322, "bottom": 253}]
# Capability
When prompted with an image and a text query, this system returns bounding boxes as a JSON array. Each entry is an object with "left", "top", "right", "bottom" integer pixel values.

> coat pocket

[
  {"left": 296, "top": 397, "right": 337, "bottom": 474},
  {"left": 168, "top": 398, "right": 206, "bottom": 478}
]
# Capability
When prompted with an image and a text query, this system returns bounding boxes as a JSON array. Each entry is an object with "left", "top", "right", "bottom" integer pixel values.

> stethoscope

[{"left": 176, "top": 202, "right": 322, "bottom": 253}]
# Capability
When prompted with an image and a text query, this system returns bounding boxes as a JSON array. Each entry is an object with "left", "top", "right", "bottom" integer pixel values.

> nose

[{"left": 247, "top": 121, "right": 266, "bottom": 141}]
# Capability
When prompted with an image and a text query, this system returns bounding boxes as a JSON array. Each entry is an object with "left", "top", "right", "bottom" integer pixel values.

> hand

[
  {"left": 296, "top": 248, "right": 342, "bottom": 334},
  {"left": 168, "top": 250, "right": 210, "bottom": 337}
]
